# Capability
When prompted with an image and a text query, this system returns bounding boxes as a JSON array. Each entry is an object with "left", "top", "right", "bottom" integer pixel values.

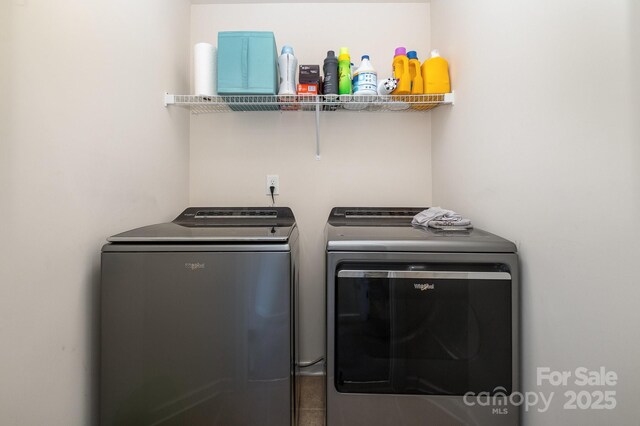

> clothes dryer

[{"left": 326, "top": 207, "right": 519, "bottom": 426}]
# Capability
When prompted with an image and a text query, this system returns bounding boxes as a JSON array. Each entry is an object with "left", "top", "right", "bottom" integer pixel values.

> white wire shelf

[
  {"left": 164, "top": 91, "right": 454, "bottom": 160},
  {"left": 164, "top": 93, "right": 454, "bottom": 114}
]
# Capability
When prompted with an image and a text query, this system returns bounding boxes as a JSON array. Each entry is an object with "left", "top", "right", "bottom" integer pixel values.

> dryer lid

[{"left": 326, "top": 207, "right": 517, "bottom": 253}]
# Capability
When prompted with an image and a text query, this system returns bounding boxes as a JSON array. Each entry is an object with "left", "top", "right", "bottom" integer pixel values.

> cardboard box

[
  {"left": 299, "top": 65, "right": 321, "bottom": 85},
  {"left": 297, "top": 84, "right": 319, "bottom": 95}
]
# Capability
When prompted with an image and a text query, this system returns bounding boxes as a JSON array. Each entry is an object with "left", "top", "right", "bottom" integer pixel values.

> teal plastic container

[{"left": 217, "top": 31, "right": 278, "bottom": 95}]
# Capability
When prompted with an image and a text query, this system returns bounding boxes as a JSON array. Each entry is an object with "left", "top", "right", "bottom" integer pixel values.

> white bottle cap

[{"left": 431, "top": 49, "right": 440, "bottom": 58}]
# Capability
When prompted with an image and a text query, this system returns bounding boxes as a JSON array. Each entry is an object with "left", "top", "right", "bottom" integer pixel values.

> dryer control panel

[{"left": 328, "top": 207, "right": 427, "bottom": 226}]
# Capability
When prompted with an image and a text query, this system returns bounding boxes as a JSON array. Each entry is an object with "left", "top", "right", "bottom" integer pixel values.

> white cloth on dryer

[{"left": 411, "top": 207, "right": 473, "bottom": 229}]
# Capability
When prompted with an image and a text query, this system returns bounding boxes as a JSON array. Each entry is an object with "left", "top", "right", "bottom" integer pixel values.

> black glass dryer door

[{"left": 335, "top": 267, "right": 512, "bottom": 396}]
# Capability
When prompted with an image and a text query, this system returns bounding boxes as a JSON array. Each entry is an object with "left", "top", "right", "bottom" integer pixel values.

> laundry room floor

[{"left": 299, "top": 376, "right": 325, "bottom": 426}]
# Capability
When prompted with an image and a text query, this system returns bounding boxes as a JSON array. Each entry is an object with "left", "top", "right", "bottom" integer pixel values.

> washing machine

[
  {"left": 325, "top": 207, "right": 519, "bottom": 426},
  {"left": 100, "top": 207, "right": 300, "bottom": 426}
]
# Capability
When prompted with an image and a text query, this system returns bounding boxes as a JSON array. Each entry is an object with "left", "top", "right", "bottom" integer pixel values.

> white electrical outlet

[{"left": 266, "top": 175, "right": 280, "bottom": 195}]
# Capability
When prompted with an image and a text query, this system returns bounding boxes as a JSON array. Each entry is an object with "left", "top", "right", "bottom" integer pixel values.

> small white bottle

[
  {"left": 352, "top": 55, "right": 377, "bottom": 96},
  {"left": 278, "top": 45, "right": 297, "bottom": 95}
]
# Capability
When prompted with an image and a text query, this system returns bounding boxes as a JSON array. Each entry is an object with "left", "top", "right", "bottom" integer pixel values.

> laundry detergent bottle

[
  {"left": 353, "top": 55, "right": 377, "bottom": 96},
  {"left": 338, "top": 47, "right": 352, "bottom": 95},
  {"left": 323, "top": 50, "right": 339, "bottom": 98},
  {"left": 423, "top": 49, "right": 450, "bottom": 94},
  {"left": 278, "top": 45, "right": 297, "bottom": 95},
  {"left": 407, "top": 51, "right": 424, "bottom": 94},
  {"left": 391, "top": 47, "right": 411, "bottom": 95}
]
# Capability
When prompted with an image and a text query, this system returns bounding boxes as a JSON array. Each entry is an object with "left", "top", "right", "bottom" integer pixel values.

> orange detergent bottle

[
  {"left": 391, "top": 47, "right": 411, "bottom": 95},
  {"left": 422, "top": 49, "right": 451, "bottom": 94},
  {"left": 407, "top": 50, "right": 423, "bottom": 94}
]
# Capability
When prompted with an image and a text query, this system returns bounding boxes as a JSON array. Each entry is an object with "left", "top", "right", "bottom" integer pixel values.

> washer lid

[
  {"left": 108, "top": 207, "right": 296, "bottom": 243},
  {"left": 326, "top": 207, "right": 517, "bottom": 253}
]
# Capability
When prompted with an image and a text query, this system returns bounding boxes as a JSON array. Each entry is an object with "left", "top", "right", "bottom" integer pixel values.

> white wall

[
  {"left": 0, "top": 1, "right": 191, "bottom": 425},
  {"left": 0, "top": 1, "right": 10, "bottom": 211},
  {"left": 189, "top": 2, "right": 433, "bottom": 364},
  {"left": 431, "top": 1, "right": 640, "bottom": 424}
]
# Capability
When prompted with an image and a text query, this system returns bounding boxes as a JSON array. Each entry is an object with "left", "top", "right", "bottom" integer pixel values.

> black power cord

[{"left": 270, "top": 185, "right": 276, "bottom": 206}]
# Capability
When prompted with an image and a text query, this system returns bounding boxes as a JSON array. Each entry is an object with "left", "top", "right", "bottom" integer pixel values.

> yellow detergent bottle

[
  {"left": 391, "top": 47, "right": 411, "bottom": 95},
  {"left": 422, "top": 49, "right": 451, "bottom": 94},
  {"left": 407, "top": 50, "right": 423, "bottom": 94}
]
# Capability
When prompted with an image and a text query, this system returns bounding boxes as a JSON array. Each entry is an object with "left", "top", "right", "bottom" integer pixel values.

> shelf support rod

[{"left": 315, "top": 101, "right": 321, "bottom": 160}]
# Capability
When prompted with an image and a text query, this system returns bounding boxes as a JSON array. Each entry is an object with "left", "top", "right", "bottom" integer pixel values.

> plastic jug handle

[{"left": 241, "top": 38, "right": 248, "bottom": 89}]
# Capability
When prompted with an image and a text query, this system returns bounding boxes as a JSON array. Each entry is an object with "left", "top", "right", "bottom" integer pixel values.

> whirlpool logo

[
  {"left": 185, "top": 262, "right": 205, "bottom": 271},
  {"left": 414, "top": 283, "right": 435, "bottom": 291}
]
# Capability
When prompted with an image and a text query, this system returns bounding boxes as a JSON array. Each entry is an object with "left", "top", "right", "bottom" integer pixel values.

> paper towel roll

[{"left": 194, "top": 43, "right": 216, "bottom": 97}]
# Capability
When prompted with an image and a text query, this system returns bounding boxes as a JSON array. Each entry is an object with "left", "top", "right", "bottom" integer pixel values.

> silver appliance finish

[
  {"left": 326, "top": 207, "right": 520, "bottom": 426},
  {"left": 100, "top": 207, "right": 300, "bottom": 426}
]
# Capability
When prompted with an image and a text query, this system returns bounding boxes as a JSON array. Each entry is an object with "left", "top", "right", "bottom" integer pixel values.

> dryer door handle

[{"left": 337, "top": 270, "right": 511, "bottom": 280}]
